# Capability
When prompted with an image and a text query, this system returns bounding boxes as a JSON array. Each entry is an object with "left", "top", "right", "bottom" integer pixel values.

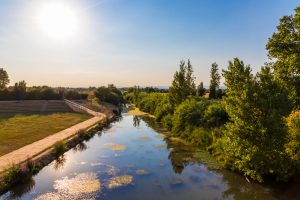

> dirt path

[
  {"left": 0, "top": 116, "right": 105, "bottom": 172},
  {"left": 0, "top": 100, "right": 107, "bottom": 173}
]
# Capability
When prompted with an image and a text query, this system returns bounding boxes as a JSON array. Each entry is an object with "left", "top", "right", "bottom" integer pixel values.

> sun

[{"left": 36, "top": 2, "right": 79, "bottom": 40}]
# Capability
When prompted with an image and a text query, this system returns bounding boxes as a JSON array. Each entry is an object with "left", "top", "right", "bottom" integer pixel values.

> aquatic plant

[{"left": 53, "top": 141, "right": 67, "bottom": 157}]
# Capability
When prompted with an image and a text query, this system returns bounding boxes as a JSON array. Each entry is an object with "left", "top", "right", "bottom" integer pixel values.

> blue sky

[{"left": 0, "top": 0, "right": 299, "bottom": 87}]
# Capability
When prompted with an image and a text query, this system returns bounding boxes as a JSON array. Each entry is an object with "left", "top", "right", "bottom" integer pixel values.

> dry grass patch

[{"left": 0, "top": 112, "right": 91, "bottom": 156}]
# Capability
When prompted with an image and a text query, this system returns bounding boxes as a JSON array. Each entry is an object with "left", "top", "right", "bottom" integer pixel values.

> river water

[{"left": 0, "top": 113, "right": 299, "bottom": 200}]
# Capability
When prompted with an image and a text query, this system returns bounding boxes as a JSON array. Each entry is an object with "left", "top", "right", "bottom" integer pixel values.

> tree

[
  {"left": 197, "top": 82, "right": 206, "bottom": 96},
  {"left": 221, "top": 58, "right": 295, "bottom": 182},
  {"left": 169, "top": 60, "right": 196, "bottom": 106},
  {"left": 13, "top": 80, "right": 27, "bottom": 100},
  {"left": 172, "top": 98, "right": 207, "bottom": 135},
  {"left": 209, "top": 63, "right": 220, "bottom": 99},
  {"left": 94, "top": 85, "right": 123, "bottom": 106},
  {"left": 266, "top": 6, "right": 300, "bottom": 108},
  {"left": 133, "top": 85, "right": 140, "bottom": 105},
  {"left": 0, "top": 68, "right": 9, "bottom": 89}
]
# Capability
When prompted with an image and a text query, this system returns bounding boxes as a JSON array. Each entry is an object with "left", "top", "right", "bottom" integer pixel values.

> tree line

[
  {"left": 0, "top": 71, "right": 88, "bottom": 100},
  {"left": 125, "top": 6, "right": 300, "bottom": 182}
]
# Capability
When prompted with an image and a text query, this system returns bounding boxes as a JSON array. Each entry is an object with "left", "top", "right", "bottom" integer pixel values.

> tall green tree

[
  {"left": 0, "top": 68, "right": 9, "bottom": 89},
  {"left": 169, "top": 60, "right": 196, "bottom": 106},
  {"left": 94, "top": 85, "right": 123, "bottom": 106},
  {"left": 209, "top": 63, "right": 220, "bottom": 99},
  {"left": 197, "top": 82, "right": 206, "bottom": 96},
  {"left": 133, "top": 85, "right": 140, "bottom": 105},
  {"left": 222, "top": 58, "right": 294, "bottom": 182},
  {"left": 13, "top": 80, "right": 27, "bottom": 100},
  {"left": 266, "top": 6, "right": 300, "bottom": 108}
]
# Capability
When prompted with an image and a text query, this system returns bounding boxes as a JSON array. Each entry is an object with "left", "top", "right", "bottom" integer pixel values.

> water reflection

[
  {"left": 133, "top": 115, "right": 141, "bottom": 127},
  {"left": 52, "top": 155, "right": 67, "bottom": 170},
  {"left": 1, "top": 114, "right": 299, "bottom": 200},
  {"left": 1, "top": 177, "right": 35, "bottom": 200},
  {"left": 73, "top": 142, "right": 87, "bottom": 152}
]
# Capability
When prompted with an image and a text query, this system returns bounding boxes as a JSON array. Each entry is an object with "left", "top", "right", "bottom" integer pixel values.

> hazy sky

[{"left": 0, "top": 0, "right": 299, "bottom": 87}]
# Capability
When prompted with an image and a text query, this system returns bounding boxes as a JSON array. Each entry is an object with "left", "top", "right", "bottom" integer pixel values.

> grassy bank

[
  {"left": 0, "top": 117, "right": 114, "bottom": 195},
  {"left": 0, "top": 112, "right": 91, "bottom": 156}
]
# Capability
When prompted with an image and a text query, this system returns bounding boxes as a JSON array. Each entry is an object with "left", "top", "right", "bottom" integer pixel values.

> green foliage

[
  {"left": 0, "top": 164, "right": 26, "bottom": 193},
  {"left": 172, "top": 98, "right": 207, "bottom": 135},
  {"left": 64, "top": 90, "right": 88, "bottom": 100},
  {"left": 138, "top": 93, "right": 163, "bottom": 114},
  {"left": 26, "top": 159, "right": 42, "bottom": 175},
  {"left": 161, "top": 114, "right": 173, "bottom": 131},
  {"left": 95, "top": 84, "right": 124, "bottom": 106},
  {"left": 221, "top": 58, "right": 295, "bottom": 182},
  {"left": 209, "top": 63, "right": 221, "bottom": 99},
  {"left": 13, "top": 80, "right": 27, "bottom": 100},
  {"left": 285, "top": 111, "right": 300, "bottom": 162},
  {"left": 203, "top": 103, "right": 228, "bottom": 128},
  {"left": 169, "top": 60, "right": 196, "bottom": 106},
  {"left": 54, "top": 141, "right": 67, "bottom": 157},
  {"left": 0, "top": 68, "right": 9, "bottom": 89},
  {"left": 197, "top": 82, "right": 206, "bottom": 96},
  {"left": 266, "top": 6, "right": 300, "bottom": 108},
  {"left": 186, "top": 127, "right": 213, "bottom": 147},
  {"left": 0, "top": 85, "right": 87, "bottom": 101},
  {"left": 154, "top": 98, "right": 173, "bottom": 122}
]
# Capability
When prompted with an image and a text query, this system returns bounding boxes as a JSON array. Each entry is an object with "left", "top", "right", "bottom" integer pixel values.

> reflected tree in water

[
  {"left": 53, "top": 155, "right": 67, "bottom": 170},
  {"left": 133, "top": 116, "right": 141, "bottom": 127},
  {"left": 73, "top": 142, "right": 87, "bottom": 152},
  {"left": 2, "top": 177, "right": 35, "bottom": 199}
]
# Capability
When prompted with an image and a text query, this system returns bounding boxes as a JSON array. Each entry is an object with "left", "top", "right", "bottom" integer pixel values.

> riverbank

[
  {"left": 0, "top": 116, "right": 104, "bottom": 172},
  {"left": 1, "top": 113, "right": 299, "bottom": 200},
  {"left": 0, "top": 112, "right": 91, "bottom": 156},
  {"left": 0, "top": 114, "right": 117, "bottom": 195}
]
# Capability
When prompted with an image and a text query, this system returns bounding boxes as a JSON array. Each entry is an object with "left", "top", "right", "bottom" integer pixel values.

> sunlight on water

[
  {"left": 1, "top": 115, "right": 299, "bottom": 200},
  {"left": 137, "top": 136, "right": 151, "bottom": 141},
  {"left": 135, "top": 169, "right": 150, "bottom": 175},
  {"left": 35, "top": 173, "right": 100, "bottom": 200},
  {"left": 53, "top": 173, "right": 100, "bottom": 194},
  {"left": 106, "top": 175, "right": 134, "bottom": 189},
  {"left": 103, "top": 143, "right": 127, "bottom": 151}
]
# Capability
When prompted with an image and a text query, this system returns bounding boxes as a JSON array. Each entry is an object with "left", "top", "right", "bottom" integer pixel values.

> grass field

[{"left": 0, "top": 112, "right": 92, "bottom": 156}]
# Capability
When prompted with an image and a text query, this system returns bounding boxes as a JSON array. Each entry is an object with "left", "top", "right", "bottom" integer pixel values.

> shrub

[
  {"left": 203, "top": 103, "right": 228, "bottom": 127},
  {"left": 285, "top": 111, "right": 300, "bottom": 162},
  {"left": 172, "top": 98, "right": 207, "bottom": 135},
  {"left": 26, "top": 159, "right": 42, "bottom": 175},
  {"left": 161, "top": 114, "right": 173, "bottom": 131},
  {"left": 138, "top": 93, "right": 165, "bottom": 115},
  {"left": 0, "top": 164, "right": 26, "bottom": 193},
  {"left": 186, "top": 127, "right": 213, "bottom": 147},
  {"left": 154, "top": 98, "right": 173, "bottom": 122},
  {"left": 95, "top": 85, "right": 124, "bottom": 106},
  {"left": 54, "top": 141, "right": 67, "bottom": 157}
]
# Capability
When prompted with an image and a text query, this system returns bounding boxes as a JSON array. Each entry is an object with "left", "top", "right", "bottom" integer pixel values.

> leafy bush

[
  {"left": 203, "top": 103, "right": 228, "bottom": 127},
  {"left": 0, "top": 164, "right": 25, "bottom": 193},
  {"left": 285, "top": 111, "right": 300, "bottom": 162},
  {"left": 161, "top": 114, "right": 173, "bottom": 131},
  {"left": 94, "top": 85, "right": 124, "bottom": 106},
  {"left": 138, "top": 93, "right": 165, "bottom": 115},
  {"left": 172, "top": 98, "right": 207, "bottom": 135},
  {"left": 155, "top": 100, "right": 173, "bottom": 122},
  {"left": 186, "top": 127, "right": 213, "bottom": 147},
  {"left": 54, "top": 141, "right": 67, "bottom": 157}
]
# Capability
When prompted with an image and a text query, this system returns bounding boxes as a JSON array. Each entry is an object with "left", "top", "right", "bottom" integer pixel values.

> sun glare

[{"left": 36, "top": 2, "right": 79, "bottom": 40}]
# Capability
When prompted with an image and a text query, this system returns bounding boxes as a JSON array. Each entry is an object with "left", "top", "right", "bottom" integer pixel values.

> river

[{"left": 0, "top": 113, "right": 299, "bottom": 200}]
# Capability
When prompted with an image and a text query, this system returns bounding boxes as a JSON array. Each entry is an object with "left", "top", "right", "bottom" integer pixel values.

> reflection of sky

[{"left": 1, "top": 115, "right": 295, "bottom": 200}]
